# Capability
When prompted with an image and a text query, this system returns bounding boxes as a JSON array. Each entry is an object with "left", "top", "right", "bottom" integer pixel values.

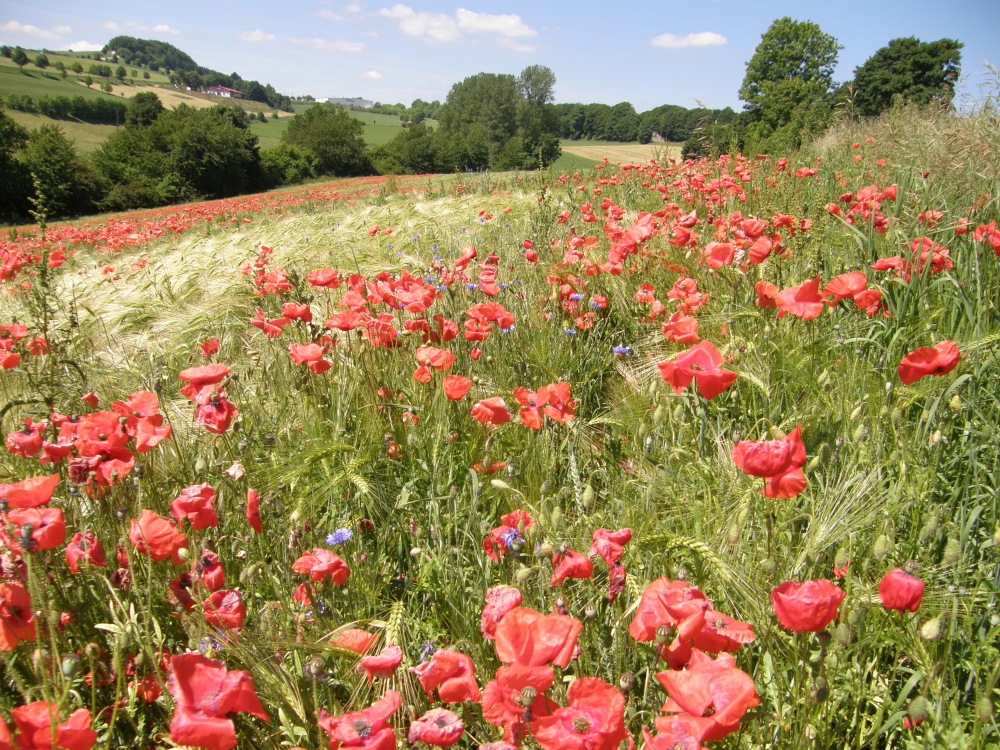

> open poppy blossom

[
  {"left": 481, "top": 586, "right": 523, "bottom": 640},
  {"left": 292, "top": 549, "right": 350, "bottom": 584},
  {"left": 776, "top": 276, "right": 827, "bottom": 320},
  {"left": 289, "top": 343, "right": 332, "bottom": 375},
  {"left": 732, "top": 425, "right": 808, "bottom": 499},
  {"left": 410, "top": 648, "right": 481, "bottom": 704},
  {"left": 657, "top": 341, "right": 737, "bottom": 401},
  {"left": 10, "top": 702, "right": 97, "bottom": 750},
  {"left": 550, "top": 549, "right": 594, "bottom": 587},
  {"left": 195, "top": 393, "right": 239, "bottom": 434},
  {"left": 7, "top": 507, "right": 66, "bottom": 551},
  {"left": 408, "top": 708, "right": 465, "bottom": 747},
  {"left": 0, "top": 582, "right": 36, "bottom": 651},
  {"left": 331, "top": 628, "right": 379, "bottom": 654},
  {"left": 878, "top": 568, "right": 925, "bottom": 612},
  {"left": 167, "top": 652, "right": 269, "bottom": 750},
  {"left": 471, "top": 397, "right": 512, "bottom": 426},
  {"left": 318, "top": 690, "right": 401, "bottom": 750},
  {"left": 531, "top": 677, "right": 628, "bottom": 750},
  {"left": 482, "top": 663, "right": 556, "bottom": 743},
  {"left": 823, "top": 271, "right": 867, "bottom": 304},
  {"left": 771, "top": 579, "right": 845, "bottom": 632},
  {"left": 493, "top": 607, "right": 582, "bottom": 668},
  {"left": 0, "top": 473, "right": 60, "bottom": 509},
  {"left": 65, "top": 531, "right": 107, "bottom": 574},
  {"left": 443, "top": 375, "right": 473, "bottom": 401},
  {"left": 170, "top": 484, "right": 219, "bottom": 531},
  {"left": 897, "top": 341, "right": 961, "bottom": 385},
  {"left": 129, "top": 510, "right": 188, "bottom": 565},
  {"left": 357, "top": 644, "right": 404, "bottom": 684},
  {"left": 203, "top": 589, "right": 246, "bottom": 631},
  {"left": 415, "top": 346, "right": 456, "bottom": 371}
]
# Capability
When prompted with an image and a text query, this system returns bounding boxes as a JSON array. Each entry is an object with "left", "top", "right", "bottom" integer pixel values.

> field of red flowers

[{"left": 0, "top": 110, "right": 997, "bottom": 750}]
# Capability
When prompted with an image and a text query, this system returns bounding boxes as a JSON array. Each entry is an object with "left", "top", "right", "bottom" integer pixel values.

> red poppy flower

[
  {"left": 196, "top": 550, "right": 225, "bottom": 592},
  {"left": 628, "top": 578, "right": 709, "bottom": 643},
  {"left": 10, "top": 702, "right": 97, "bottom": 750},
  {"left": 662, "top": 312, "right": 700, "bottom": 344},
  {"left": 170, "top": 484, "right": 219, "bottom": 531},
  {"left": 167, "top": 652, "right": 269, "bottom": 750},
  {"left": 471, "top": 397, "right": 512, "bottom": 426},
  {"left": 129, "top": 510, "right": 188, "bottom": 565},
  {"left": 898, "top": 341, "right": 961, "bottom": 385},
  {"left": 200, "top": 338, "right": 220, "bottom": 358},
  {"left": 408, "top": 708, "right": 464, "bottom": 747},
  {"left": 878, "top": 569, "right": 924, "bottom": 612},
  {"left": 657, "top": 341, "right": 737, "bottom": 401},
  {"left": 413, "top": 365, "right": 432, "bottom": 384},
  {"left": 494, "top": 607, "right": 582, "bottom": 668},
  {"left": 732, "top": 425, "right": 807, "bottom": 499},
  {"left": 537, "top": 382, "right": 576, "bottom": 424},
  {"left": 771, "top": 579, "right": 845, "bottom": 632},
  {"left": 0, "top": 582, "right": 35, "bottom": 651},
  {"left": 179, "top": 364, "right": 230, "bottom": 403},
  {"left": 532, "top": 677, "right": 628, "bottom": 750},
  {"left": 306, "top": 268, "right": 343, "bottom": 289},
  {"left": 318, "top": 690, "right": 401, "bottom": 750},
  {"left": 357, "top": 644, "right": 403, "bottom": 684},
  {"left": 823, "top": 271, "right": 867, "bottom": 304},
  {"left": 281, "top": 302, "right": 312, "bottom": 322},
  {"left": 551, "top": 550, "right": 594, "bottom": 587},
  {"left": 292, "top": 549, "right": 350, "bottom": 584},
  {"left": 754, "top": 280, "right": 779, "bottom": 308},
  {"left": 410, "top": 648, "right": 481, "bottom": 704},
  {"left": 776, "top": 276, "right": 827, "bottom": 320},
  {"left": 195, "top": 394, "right": 239, "bottom": 434},
  {"left": 289, "top": 343, "right": 332, "bottom": 375},
  {"left": 702, "top": 242, "right": 736, "bottom": 269},
  {"left": 642, "top": 716, "right": 709, "bottom": 750},
  {"left": 482, "top": 664, "right": 556, "bottom": 743},
  {"left": 590, "top": 528, "right": 632, "bottom": 567},
  {"left": 203, "top": 589, "right": 246, "bottom": 631},
  {"left": 415, "top": 346, "right": 456, "bottom": 371},
  {"left": 443, "top": 375, "right": 472, "bottom": 401},
  {"left": 7, "top": 507, "right": 66, "bottom": 551},
  {"left": 656, "top": 650, "right": 759, "bottom": 742},
  {"left": 331, "top": 628, "right": 378, "bottom": 654},
  {"left": 246, "top": 489, "right": 262, "bottom": 533},
  {"left": 6, "top": 420, "right": 45, "bottom": 458},
  {"left": 65, "top": 531, "right": 107, "bottom": 574},
  {"left": 481, "top": 586, "right": 523, "bottom": 640},
  {"left": 0, "top": 474, "right": 60, "bottom": 509}
]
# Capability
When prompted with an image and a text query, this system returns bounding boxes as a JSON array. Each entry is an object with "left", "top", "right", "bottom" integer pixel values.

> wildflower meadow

[{"left": 0, "top": 100, "right": 998, "bottom": 750}]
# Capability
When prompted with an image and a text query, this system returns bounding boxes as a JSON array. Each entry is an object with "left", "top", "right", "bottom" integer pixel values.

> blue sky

[{"left": 2, "top": 0, "right": 998, "bottom": 112}]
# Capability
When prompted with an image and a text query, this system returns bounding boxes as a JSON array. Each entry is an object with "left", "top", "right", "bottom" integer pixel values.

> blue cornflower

[
  {"left": 326, "top": 528, "right": 353, "bottom": 546},
  {"left": 570, "top": 293, "right": 584, "bottom": 301},
  {"left": 466, "top": 283, "right": 478, "bottom": 290},
  {"left": 500, "top": 528, "right": 524, "bottom": 549},
  {"left": 564, "top": 329, "right": 577, "bottom": 335},
  {"left": 501, "top": 325, "right": 515, "bottom": 334},
  {"left": 613, "top": 344, "right": 632, "bottom": 358}
]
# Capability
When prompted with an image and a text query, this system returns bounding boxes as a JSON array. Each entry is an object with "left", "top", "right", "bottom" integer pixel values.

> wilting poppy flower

[
  {"left": 481, "top": 586, "right": 523, "bottom": 640},
  {"left": 656, "top": 650, "right": 759, "bottom": 742},
  {"left": 170, "top": 484, "right": 219, "bottom": 531},
  {"left": 408, "top": 708, "right": 465, "bottom": 747},
  {"left": 167, "top": 652, "right": 269, "bottom": 750},
  {"left": 129, "top": 510, "right": 188, "bottom": 565},
  {"left": 195, "top": 394, "right": 239, "bottom": 435},
  {"left": 318, "top": 690, "right": 401, "bottom": 750},
  {"left": 776, "top": 276, "right": 827, "bottom": 320},
  {"left": 551, "top": 550, "right": 594, "bottom": 587},
  {"left": 331, "top": 628, "right": 379, "bottom": 654},
  {"left": 196, "top": 550, "right": 225, "bottom": 592},
  {"left": 292, "top": 549, "right": 350, "bottom": 585},
  {"left": 657, "top": 341, "right": 737, "bottom": 401},
  {"left": 410, "top": 648, "right": 481, "bottom": 704},
  {"left": 203, "top": 589, "right": 246, "bottom": 631},
  {"left": 771, "top": 579, "right": 845, "bottom": 632},
  {"left": 732, "top": 425, "right": 808, "bottom": 499},
  {"left": 178, "top": 364, "right": 230, "bottom": 404},
  {"left": 590, "top": 528, "right": 632, "bottom": 567},
  {"left": 532, "top": 677, "right": 628, "bottom": 750},
  {"left": 878, "top": 569, "right": 924, "bottom": 613},
  {"left": 494, "top": 607, "right": 582, "bottom": 668},
  {"left": 443, "top": 375, "right": 473, "bottom": 401},
  {"left": 246, "top": 489, "right": 262, "bottom": 533},
  {"left": 0, "top": 474, "right": 59, "bottom": 509},
  {"left": 7, "top": 507, "right": 66, "bottom": 551},
  {"left": 0, "top": 582, "right": 35, "bottom": 651},
  {"left": 471, "top": 397, "right": 512, "bottom": 426},
  {"left": 357, "top": 644, "right": 404, "bottom": 684},
  {"left": 898, "top": 341, "right": 961, "bottom": 385},
  {"left": 65, "top": 531, "right": 107, "bottom": 574},
  {"left": 200, "top": 338, "right": 220, "bottom": 358},
  {"left": 10, "top": 702, "right": 97, "bottom": 750}
]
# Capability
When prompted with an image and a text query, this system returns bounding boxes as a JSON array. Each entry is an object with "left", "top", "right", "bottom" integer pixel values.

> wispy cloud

[
  {"left": 240, "top": 29, "right": 276, "bottom": 42},
  {"left": 377, "top": 4, "right": 537, "bottom": 46},
  {"left": 152, "top": 24, "right": 180, "bottom": 35},
  {"left": 650, "top": 31, "right": 726, "bottom": 49},
  {"left": 102, "top": 20, "right": 180, "bottom": 37},
  {"left": 317, "top": 9, "right": 345, "bottom": 21},
  {"left": 0, "top": 20, "right": 71, "bottom": 41},
  {"left": 361, "top": 70, "right": 383, "bottom": 80},
  {"left": 345, "top": 3, "right": 363, "bottom": 12},
  {"left": 288, "top": 37, "right": 365, "bottom": 52}
]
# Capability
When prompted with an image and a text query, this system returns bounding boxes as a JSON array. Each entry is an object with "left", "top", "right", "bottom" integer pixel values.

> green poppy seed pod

[
  {"left": 976, "top": 695, "right": 993, "bottom": 723},
  {"left": 619, "top": 672, "right": 635, "bottom": 694},
  {"left": 949, "top": 394, "right": 962, "bottom": 413},
  {"left": 904, "top": 559, "right": 919, "bottom": 574},
  {"left": 61, "top": 653, "right": 82, "bottom": 678},
  {"left": 584, "top": 602, "right": 597, "bottom": 620},
  {"left": 920, "top": 616, "right": 942, "bottom": 641},
  {"left": 872, "top": 534, "right": 890, "bottom": 561},
  {"left": 194, "top": 456, "right": 207, "bottom": 474},
  {"left": 654, "top": 625, "right": 671, "bottom": 646},
  {"left": 850, "top": 405, "right": 864, "bottom": 422},
  {"left": 833, "top": 622, "right": 852, "bottom": 648},
  {"left": 19, "top": 523, "right": 33, "bottom": 541},
  {"left": 727, "top": 523, "right": 740, "bottom": 546},
  {"left": 582, "top": 485, "right": 595, "bottom": 508},
  {"left": 908, "top": 697, "right": 931, "bottom": 723},
  {"left": 518, "top": 686, "right": 537, "bottom": 707},
  {"left": 812, "top": 676, "right": 828, "bottom": 703},
  {"left": 652, "top": 405, "right": 665, "bottom": 426},
  {"left": 942, "top": 538, "right": 961, "bottom": 566}
]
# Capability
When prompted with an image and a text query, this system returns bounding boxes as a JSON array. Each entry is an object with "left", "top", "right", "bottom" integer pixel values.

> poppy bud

[
  {"left": 849, "top": 406, "right": 864, "bottom": 422},
  {"left": 812, "top": 676, "right": 828, "bottom": 703},
  {"left": 582, "top": 485, "right": 594, "bottom": 508},
  {"left": 853, "top": 424, "right": 868, "bottom": 442},
  {"left": 941, "top": 538, "right": 961, "bottom": 566},
  {"left": 833, "top": 622, "right": 852, "bottom": 648},
  {"left": 993, "top": 524, "right": 1000, "bottom": 548},
  {"left": 919, "top": 617, "right": 941, "bottom": 641},
  {"left": 515, "top": 567, "right": 535, "bottom": 585},
  {"left": 976, "top": 695, "right": 993, "bottom": 723},
  {"left": 908, "top": 697, "right": 931, "bottom": 724},
  {"left": 872, "top": 535, "right": 890, "bottom": 561},
  {"left": 61, "top": 653, "right": 81, "bottom": 678},
  {"left": 305, "top": 657, "right": 326, "bottom": 681},
  {"left": 194, "top": 457, "right": 207, "bottom": 474}
]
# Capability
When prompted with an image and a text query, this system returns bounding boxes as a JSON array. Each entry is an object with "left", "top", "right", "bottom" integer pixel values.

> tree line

[{"left": 3, "top": 94, "right": 127, "bottom": 125}]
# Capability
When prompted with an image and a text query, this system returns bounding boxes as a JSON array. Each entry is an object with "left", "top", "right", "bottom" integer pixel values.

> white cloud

[
  {"left": 102, "top": 22, "right": 120, "bottom": 31},
  {"left": 100, "top": 20, "right": 179, "bottom": 36},
  {"left": 650, "top": 31, "right": 726, "bottom": 49},
  {"left": 496, "top": 37, "right": 538, "bottom": 53},
  {"left": 378, "top": 4, "right": 537, "bottom": 45},
  {"left": 345, "top": 3, "right": 363, "bottom": 11},
  {"left": 240, "top": 29, "right": 276, "bottom": 42},
  {"left": 289, "top": 37, "right": 365, "bottom": 52},
  {"left": 361, "top": 70, "right": 383, "bottom": 80},
  {"left": 0, "top": 20, "right": 69, "bottom": 41},
  {"left": 65, "top": 40, "right": 103, "bottom": 52},
  {"left": 317, "top": 9, "right": 345, "bottom": 21},
  {"left": 152, "top": 24, "right": 180, "bottom": 35}
]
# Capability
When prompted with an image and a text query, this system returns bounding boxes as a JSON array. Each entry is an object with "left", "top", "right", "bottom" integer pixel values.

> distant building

[
  {"left": 206, "top": 85, "right": 244, "bottom": 99},
  {"left": 328, "top": 97, "right": 373, "bottom": 109}
]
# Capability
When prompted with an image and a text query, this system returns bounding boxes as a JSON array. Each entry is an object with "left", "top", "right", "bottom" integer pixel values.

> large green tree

[
  {"left": 849, "top": 37, "right": 963, "bottom": 117},
  {"left": 282, "top": 104, "right": 371, "bottom": 177},
  {"left": 739, "top": 17, "right": 841, "bottom": 151},
  {"left": 21, "top": 125, "right": 102, "bottom": 218},
  {"left": 0, "top": 111, "right": 30, "bottom": 220}
]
